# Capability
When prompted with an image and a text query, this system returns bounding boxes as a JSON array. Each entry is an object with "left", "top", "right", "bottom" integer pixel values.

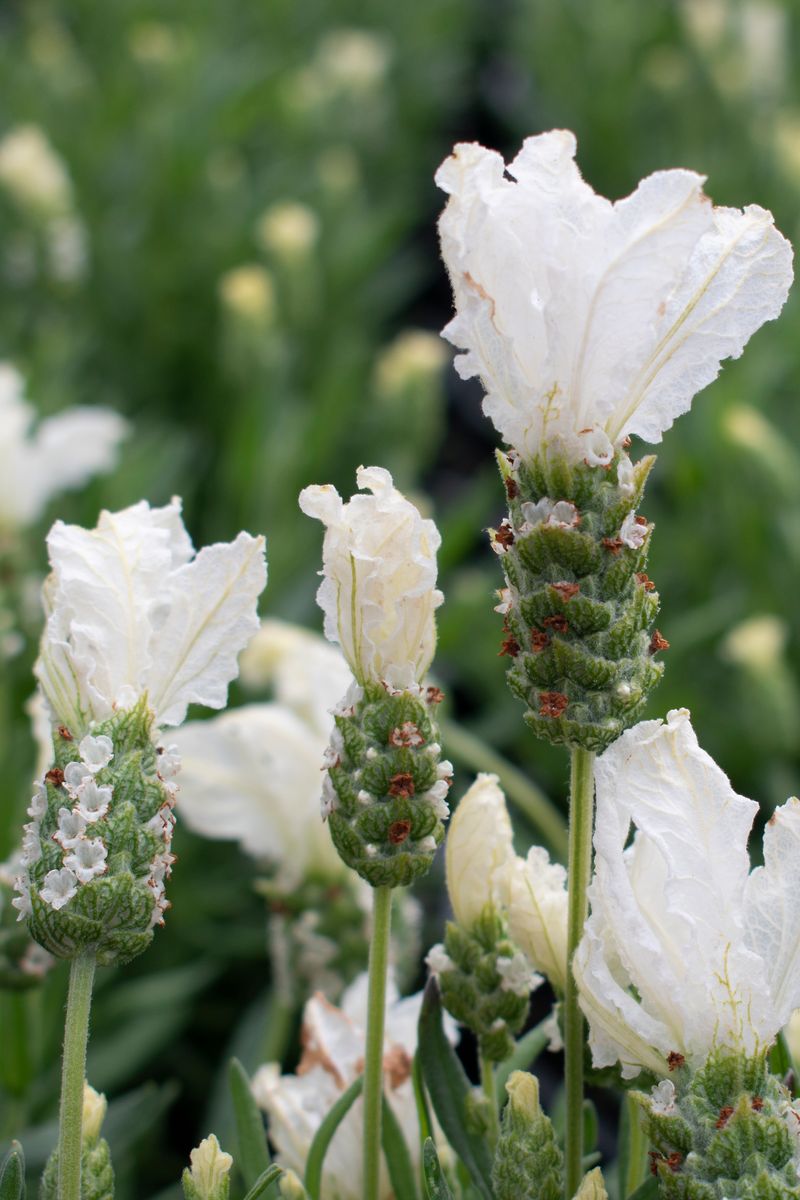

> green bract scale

[
  {"left": 18, "top": 699, "right": 178, "bottom": 967},
  {"left": 634, "top": 1054, "right": 800, "bottom": 1199},
  {"left": 493, "top": 449, "right": 666, "bottom": 753},
  {"left": 429, "top": 906, "right": 536, "bottom": 1063},
  {"left": 322, "top": 682, "right": 451, "bottom": 888},
  {"left": 492, "top": 1071, "right": 563, "bottom": 1200}
]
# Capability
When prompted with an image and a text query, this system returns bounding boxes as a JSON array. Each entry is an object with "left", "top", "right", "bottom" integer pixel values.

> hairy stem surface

[
  {"left": 58, "top": 951, "right": 96, "bottom": 1200},
  {"left": 363, "top": 886, "right": 393, "bottom": 1200},
  {"left": 564, "top": 747, "right": 595, "bottom": 1199}
]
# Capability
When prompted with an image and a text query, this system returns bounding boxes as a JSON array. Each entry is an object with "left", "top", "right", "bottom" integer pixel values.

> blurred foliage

[{"left": 1, "top": 0, "right": 799, "bottom": 1193}]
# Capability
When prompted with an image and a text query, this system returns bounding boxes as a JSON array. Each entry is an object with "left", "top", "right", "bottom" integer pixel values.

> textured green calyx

[
  {"left": 492, "top": 1070, "right": 563, "bottom": 1200},
  {"left": 634, "top": 1053, "right": 800, "bottom": 1199},
  {"left": 0, "top": 874, "right": 54, "bottom": 988},
  {"left": 323, "top": 682, "right": 450, "bottom": 888},
  {"left": 19, "top": 699, "right": 177, "bottom": 967},
  {"left": 494, "top": 449, "right": 665, "bottom": 752},
  {"left": 431, "top": 905, "right": 535, "bottom": 1063}
]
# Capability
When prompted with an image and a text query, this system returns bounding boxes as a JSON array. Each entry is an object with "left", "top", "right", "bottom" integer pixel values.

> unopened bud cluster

[
  {"left": 493, "top": 449, "right": 665, "bottom": 752},
  {"left": 634, "top": 1053, "right": 800, "bottom": 1199},
  {"left": 322, "top": 681, "right": 451, "bottom": 888},
  {"left": 427, "top": 905, "right": 538, "bottom": 1063},
  {"left": 492, "top": 1072, "right": 563, "bottom": 1200},
  {"left": 15, "top": 699, "right": 179, "bottom": 966},
  {"left": 41, "top": 1083, "right": 113, "bottom": 1200}
]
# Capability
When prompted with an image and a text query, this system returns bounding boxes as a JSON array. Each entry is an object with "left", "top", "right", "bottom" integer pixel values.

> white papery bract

[
  {"left": 35, "top": 498, "right": 266, "bottom": 736},
  {"left": 253, "top": 973, "right": 453, "bottom": 1200},
  {"left": 0, "top": 365, "right": 127, "bottom": 531},
  {"left": 238, "top": 617, "right": 353, "bottom": 739},
  {"left": 173, "top": 703, "right": 345, "bottom": 886},
  {"left": 437, "top": 130, "right": 793, "bottom": 465},
  {"left": 444, "top": 772, "right": 514, "bottom": 928},
  {"left": 575, "top": 708, "right": 800, "bottom": 1079},
  {"left": 504, "top": 845, "right": 569, "bottom": 994},
  {"left": 299, "top": 466, "right": 443, "bottom": 689}
]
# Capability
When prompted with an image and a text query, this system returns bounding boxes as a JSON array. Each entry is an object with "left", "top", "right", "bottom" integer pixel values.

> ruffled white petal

[
  {"left": 505, "top": 845, "right": 569, "bottom": 992},
  {"left": 436, "top": 132, "right": 792, "bottom": 464},
  {"left": 744, "top": 797, "right": 800, "bottom": 1029},
  {"left": 299, "top": 466, "right": 442, "bottom": 687},
  {"left": 35, "top": 499, "right": 266, "bottom": 732},
  {"left": 578, "top": 709, "right": 778, "bottom": 1076}
]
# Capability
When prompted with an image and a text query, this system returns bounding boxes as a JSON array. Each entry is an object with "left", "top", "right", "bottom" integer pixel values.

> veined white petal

[
  {"left": 436, "top": 133, "right": 792, "bottom": 464},
  {"left": 299, "top": 467, "right": 442, "bottom": 687},
  {"left": 744, "top": 797, "right": 800, "bottom": 1029},
  {"left": 578, "top": 709, "right": 778, "bottom": 1076},
  {"left": 35, "top": 499, "right": 266, "bottom": 732},
  {"left": 445, "top": 773, "right": 514, "bottom": 928},
  {"left": 505, "top": 845, "right": 569, "bottom": 992}
]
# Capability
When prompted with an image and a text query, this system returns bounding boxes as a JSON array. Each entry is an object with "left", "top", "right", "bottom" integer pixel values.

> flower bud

[
  {"left": 504, "top": 845, "right": 569, "bottom": 993},
  {"left": 40, "top": 1079, "right": 114, "bottom": 1200},
  {"left": 278, "top": 1170, "right": 308, "bottom": 1200},
  {"left": 444, "top": 774, "right": 513, "bottom": 928},
  {"left": 82, "top": 1082, "right": 107, "bottom": 1143},
  {"left": 492, "top": 1072, "right": 563, "bottom": 1200},
  {"left": 572, "top": 1168, "right": 608, "bottom": 1200},
  {"left": 182, "top": 1135, "right": 233, "bottom": 1200}
]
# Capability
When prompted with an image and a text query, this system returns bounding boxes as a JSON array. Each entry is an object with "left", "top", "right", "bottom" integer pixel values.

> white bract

[
  {"left": 252, "top": 973, "right": 453, "bottom": 1200},
  {"left": 173, "top": 703, "right": 345, "bottom": 885},
  {"left": 444, "top": 773, "right": 514, "bottom": 928},
  {"left": 35, "top": 498, "right": 267, "bottom": 735},
  {"left": 504, "top": 845, "right": 569, "bottom": 993},
  {"left": 575, "top": 709, "right": 800, "bottom": 1078},
  {"left": 299, "top": 466, "right": 443, "bottom": 689},
  {"left": 437, "top": 130, "right": 793, "bottom": 465},
  {"left": 238, "top": 618, "right": 353, "bottom": 739},
  {"left": 0, "top": 365, "right": 127, "bottom": 531},
  {"left": 0, "top": 125, "right": 72, "bottom": 215}
]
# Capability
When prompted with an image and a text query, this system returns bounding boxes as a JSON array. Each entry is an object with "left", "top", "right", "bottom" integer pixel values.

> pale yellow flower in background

[
  {"left": 0, "top": 125, "right": 73, "bottom": 216},
  {"left": 444, "top": 772, "right": 514, "bottom": 928}
]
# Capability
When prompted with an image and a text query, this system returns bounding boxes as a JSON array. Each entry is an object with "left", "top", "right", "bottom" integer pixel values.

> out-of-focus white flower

[
  {"left": 575, "top": 709, "right": 800, "bottom": 1078},
  {"left": 0, "top": 365, "right": 126, "bottom": 531},
  {"left": 444, "top": 773, "right": 514, "bottom": 928},
  {"left": 35, "top": 498, "right": 266, "bottom": 735},
  {"left": 46, "top": 214, "right": 88, "bottom": 283},
  {"left": 437, "top": 130, "right": 793, "bottom": 466},
  {"left": 299, "top": 466, "right": 443, "bottom": 689},
  {"left": 238, "top": 619, "right": 353, "bottom": 739},
  {"left": 252, "top": 972, "right": 452, "bottom": 1200},
  {"left": 314, "top": 29, "right": 391, "bottom": 95},
  {"left": 173, "top": 703, "right": 344, "bottom": 885},
  {"left": 0, "top": 125, "right": 73, "bottom": 216},
  {"left": 256, "top": 202, "right": 320, "bottom": 260},
  {"left": 218, "top": 264, "right": 276, "bottom": 325},
  {"left": 504, "top": 845, "right": 569, "bottom": 993},
  {"left": 374, "top": 330, "right": 448, "bottom": 398},
  {"left": 721, "top": 613, "right": 787, "bottom": 671}
]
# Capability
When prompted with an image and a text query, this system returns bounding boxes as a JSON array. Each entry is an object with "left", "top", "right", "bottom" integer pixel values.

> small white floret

[
  {"left": 619, "top": 511, "right": 649, "bottom": 549},
  {"left": 64, "top": 761, "right": 91, "bottom": 793},
  {"left": 79, "top": 734, "right": 114, "bottom": 772},
  {"left": 650, "top": 1079, "right": 677, "bottom": 1115},
  {"left": 64, "top": 837, "right": 108, "bottom": 883},
  {"left": 40, "top": 867, "right": 78, "bottom": 909},
  {"left": 425, "top": 943, "right": 455, "bottom": 976},
  {"left": 497, "top": 951, "right": 543, "bottom": 996},
  {"left": 75, "top": 779, "right": 112, "bottom": 823},
  {"left": 54, "top": 806, "right": 87, "bottom": 848}
]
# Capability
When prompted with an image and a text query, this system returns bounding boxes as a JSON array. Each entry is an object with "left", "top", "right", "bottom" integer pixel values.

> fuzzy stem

[
  {"left": 363, "top": 886, "right": 393, "bottom": 1200},
  {"left": 480, "top": 1050, "right": 499, "bottom": 1150},
  {"left": 58, "top": 951, "right": 96, "bottom": 1200},
  {"left": 564, "top": 747, "right": 595, "bottom": 1200}
]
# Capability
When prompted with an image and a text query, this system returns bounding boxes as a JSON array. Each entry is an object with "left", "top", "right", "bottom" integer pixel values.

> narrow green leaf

[
  {"left": 229, "top": 1057, "right": 271, "bottom": 1188},
  {"left": 242, "top": 1164, "right": 285, "bottom": 1200},
  {"left": 422, "top": 1140, "right": 454, "bottom": 1200},
  {"left": 0, "top": 1142, "right": 25, "bottom": 1200},
  {"left": 412, "top": 1052, "right": 433, "bottom": 1146},
  {"left": 617, "top": 1092, "right": 648, "bottom": 1199},
  {"left": 583, "top": 1098, "right": 598, "bottom": 1155},
  {"left": 417, "top": 979, "right": 493, "bottom": 1200},
  {"left": 494, "top": 1017, "right": 550, "bottom": 1103},
  {"left": 381, "top": 1096, "right": 418, "bottom": 1200},
  {"left": 627, "top": 1178, "right": 658, "bottom": 1200},
  {"left": 303, "top": 1076, "right": 363, "bottom": 1200}
]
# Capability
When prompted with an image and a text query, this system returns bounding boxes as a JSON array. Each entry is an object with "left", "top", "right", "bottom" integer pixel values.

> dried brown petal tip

[
  {"left": 539, "top": 691, "right": 569, "bottom": 718},
  {"left": 388, "top": 773, "right": 415, "bottom": 798}
]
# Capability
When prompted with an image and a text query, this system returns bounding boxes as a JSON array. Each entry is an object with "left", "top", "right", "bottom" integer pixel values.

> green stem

[
  {"left": 363, "top": 886, "right": 393, "bottom": 1200},
  {"left": 564, "top": 747, "right": 595, "bottom": 1200},
  {"left": 440, "top": 718, "right": 567, "bottom": 859},
  {"left": 479, "top": 1050, "right": 499, "bottom": 1150},
  {"left": 58, "top": 952, "right": 96, "bottom": 1200}
]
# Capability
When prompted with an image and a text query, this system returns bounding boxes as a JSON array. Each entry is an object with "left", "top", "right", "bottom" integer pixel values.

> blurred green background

[{"left": 0, "top": 0, "right": 799, "bottom": 1194}]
